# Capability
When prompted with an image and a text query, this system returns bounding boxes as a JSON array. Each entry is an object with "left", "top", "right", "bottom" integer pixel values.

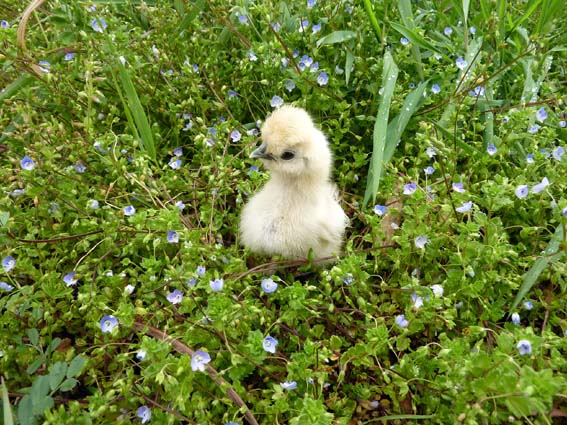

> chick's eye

[{"left": 280, "top": 151, "right": 295, "bottom": 160}]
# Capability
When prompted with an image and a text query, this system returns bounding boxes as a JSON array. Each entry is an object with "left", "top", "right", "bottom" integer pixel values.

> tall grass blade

[
  {"left": 362, "top": 51, "right": 398, "bottom": 208},
  {"left": 398, "top": 0, "right": 424, "bottom": 79},
  {"left": 382, "top": 81, "right": 428, "bottom": 165},
  {"left": 116, "top": 63, "right": 157, "bottom": 161},
  {"left": 510, "top": 224, "right": 565, "bottom": 311},
  {"left": 2, "top": 377, "right": 14, "bottom": 425},
  {"left": 361, "top": 0, "right": 383, "bottom": 43},
  {"left": 389, "top": 22, "right": 445, "bottom": 58}
]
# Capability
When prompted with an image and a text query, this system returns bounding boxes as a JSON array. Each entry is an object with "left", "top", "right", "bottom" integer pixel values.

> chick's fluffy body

[{"left": 240, "top": 105, "right": 348, "bottom": 260}]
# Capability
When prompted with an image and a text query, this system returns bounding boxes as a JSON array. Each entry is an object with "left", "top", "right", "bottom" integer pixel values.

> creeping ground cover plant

[{"left": 1, "top": 0, "right": 567, "bottom": 423}]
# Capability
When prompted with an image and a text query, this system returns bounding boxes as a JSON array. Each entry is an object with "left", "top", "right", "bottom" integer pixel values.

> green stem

[{"left": 361, "top": 0, "right": 383, "bottom": 43}]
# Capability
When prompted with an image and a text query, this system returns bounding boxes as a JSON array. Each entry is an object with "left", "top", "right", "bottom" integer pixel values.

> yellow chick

[{"left": 240, "top": 105, "right": 348, "bottom": 260}]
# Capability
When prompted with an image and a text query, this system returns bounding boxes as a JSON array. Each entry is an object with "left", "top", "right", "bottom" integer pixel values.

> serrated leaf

[
  {"left": 48, "top": 361, "right": 67, "bottom": 391},
  {"left": 67, "top": 355, "right": 87, "bottom": 378},
  {"left": 58, "top": 378, "right": 79, "bottom": 392},
  {"left": 316, "top": 30, "right": 357, "bottom": 47}
]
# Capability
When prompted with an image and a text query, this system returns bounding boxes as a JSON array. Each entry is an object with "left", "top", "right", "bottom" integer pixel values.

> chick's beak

[{"left": 250, "top": 143, "right": 273, "bottom": 160}]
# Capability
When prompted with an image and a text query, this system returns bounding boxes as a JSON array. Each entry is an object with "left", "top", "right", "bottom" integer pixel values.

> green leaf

[
  {"left": 26, "top": 357, "right": 45, "bottom": 375},
  {"left": 504, "top": 395, "right": 532, "bottom": 417},
  {"left": 67, "top": 355, "right": 87, "bottom": 378},
  {"left": 27, "top": 328, "right": 39, "bottom": 347},
  {"left": 30, "top": 375, "right": 50, "bottom": 400},
  {"left": 389, "top": 22, "right": 445, "bottom": 57},
  {"left": 363, "top": 51, "right": 398, "bottom": 208},
  {"left": 2, "top": 377, "right": 14, "bottom": 425},
  {"left": 316, "top": 30, "right": 357, "bottom": 48},
  {"left": 382, "top": 81, "right": 428, "bottom": 166},
  {"left": 0, "top": 211, "right": 9, "bottom": 227},
  {"left": 58, "top": 378, "right": 79, "bottom": 392},
  {"left": 46, "top": 338, "right": 62, "bottom": 356},
  {"left": 48, "top": 361, "right": 67, "bottom": 391},
  {"left": 17, "top": 395, "right": 37, "bottom": 425},
  {"left": 345, "top": 50, "right": 354, "bottom": 85},
  {"left": 116, "top": 62, "right": 157, "bottom": 161},
  {"left": 31, "top": 395, "right": 54, "bottom": 416},
  {"left": 510, "top": 224, "right": 564, "bottom": 311}
]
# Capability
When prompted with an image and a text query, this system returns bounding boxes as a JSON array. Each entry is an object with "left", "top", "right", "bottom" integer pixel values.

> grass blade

[
  {"left": 2, "top": 377, "right": 14, "bottom": 425},
  {"left": 398, "top": 0, "right": 424, "bottom": 79},
  {"left": 389, "top": 22, "right": 446, "bottom": 58},
  {"left": 383, "top": 81, "right": 428, "bottom": 165},
  {"left": 361, "top": 0, "right": 383, "bottom": 43},
  {"left": 363, "top": 51, "right": 398, "bottom": 208},
  {"left": 510, "top": 224, "right": 565, "bottom": 311},
  {"left": 116, "top": 62, "right": 157, "bottom": 161}
]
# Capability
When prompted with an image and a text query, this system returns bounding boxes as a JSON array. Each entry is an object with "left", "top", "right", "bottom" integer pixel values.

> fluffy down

[{"left": 240, "top": 105, "right": 348, "bottom": 260}]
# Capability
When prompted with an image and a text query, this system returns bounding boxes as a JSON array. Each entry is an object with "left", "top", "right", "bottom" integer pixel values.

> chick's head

[{"left": 251, "top": 105, "right": 332, "bottom": 180}]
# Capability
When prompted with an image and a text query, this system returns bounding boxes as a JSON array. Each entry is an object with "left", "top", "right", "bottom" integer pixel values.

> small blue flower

[
  {"left": 487, "top": 143, "right": 497, "bottom": 155},
  {"left": 400, "top": 37, "right": 409, "bottom": 45},
  {"left": 123, "top": 205, "right": 136, "bottom": 216},
  {"left": 531, "top": 177, "right": 549, "bottom": 194},
  {"left": 270, "top": 95, "right": 284, "bottom": 108},
  {"left": 91, "top": 18, "right": 107, "bottom": 33},
  {"left": 552, "top": 146, "right": 565, "bottom": 161},
  {"left": 300, "top": 55, "right": 313, "bottom": 68},
  {"left": 210, "top": 278, "right": 224, "bottom": 291},
  {"left": 38, "top": 60, "right": 50, "bottom": 73},
  {"left": 247, "top": 50, "right": 258, "bottom": 61},
  {"left": 100, "top": 315, "right": 119, "bottom": 333},
  {"left": 517, "top": 339, "right": 532, "bottom": 355},
  {"left": 2, "top": 256, "right": 16, "bottom": 272},
  {"left": 343, "top": 273, "right": 354, "bottom": 285},
  {"left": 271, "top": 22, "right": 281, "bottom": 31},
  {"left": 137, "top": 406, "right": 151, "bottom": 424},
  {"left": 411, "top": 293, "right": 424, "bottom": 309},
  {"left": 373, "top": 204, "right": 387, "bottom": 216},
  {"left": 166, "top": 289, "right": 183, "bottom": 304},
  {"left": 307, "top": 0, "right": 317, "bottom": 8},
  {"left": 262, "top": 335, "right": 278, "bottom": 353},
  {"left": 280, "top": 381, "right": 297, "bottom": 390},
  {"left": 523, "top": 301, "right": 534, "bottom": 310},
  {"left": 261, "top": 278, "right": 278, "bottom": 294},
  {"left": 175, "top": 200, "right": 185, "bottom": 211},
  {"left": 0, "top": 281, "right": 14, "bottom": 291},
  {"left": 312, "top": 23, "right": 321, "bottom": 34},
  {"left": 455, "top": 56, "right": 468, "bottom": 70},
  {"left": 299, "top": 19, "right": 309, "bottom": 32},
  {"left": 395, "top": 314, "right": 409, "bottom": 328},
  {"left": 169, "top": 158, "right": 182, "bottom": 169},
  {"left": 526, "top": 153, "right": 535, "bottom": 164},
  {"left": 225, "top": 423, "right": 239, "bottom": 425},
  {"left": 470, "top": 26, "right": 476, "bottom": 35},
  {"left": 173, "top": 147, "right": 183, "bottom": 157},
  {"left": 238, "top": 14, "right": 248, "bottom": 25},
  {"left": 63, "top": 272, "right": 78, "bottom": 287},
  {"left": 424, "top": 166, "right": 435, "bottom": 175},
  {"left": 444, "top": 27, "right": 453, "bottom": 36},
  {"left": 559, "top": 120, "right": 566, "bottom": 128},
  {"left": 285, "top": 79, "right": 296, "bottom": 92},
  {"left": 74, "top": 163, "right": 86, "bottom": 173},
  {"left": 187, "top": 277, "right": 197, "bottom": 287},
  {"left": 469, "top": 86, "right": 485, "bottom": 97},
  {"left": 20, "top": 156, "right": 35, "bottom": 171},
  {"left": 426, "top": 147, "right": 437, "bottom": 158},
  {"left": 167, "top": 230, "right": 179, "bottom": 243},
  {"left": 502, "top": 116, "right": 510, "bottom": 123},
  {"left": 230, "top": 129, "right": 241, "bottom": 142},
  {"left": 455, "top": 201, "right": 473, "bottom": 213},
  {"left": 536, "top": 107, "right": 548, "bottom": 123},
  {"left": 431, "top": 84, "right": 441, "bottom": 94},
  {"left": 196, "top": 266, "right": 206, "bottom": 276},
  {"left": 403, "top": 182, "right": 417, "bottom": 195},
  {"left": 515, "top": 185, "right": 529, "bottom": 199},
  {"left": 191, "top": 350, "right": 211, "bottom": 371},
  {"left": 562, "top": 207, "right": 567, "bottom": 218},
  {"left": 64, "top": 52, "right": 74, "bottom": 61},
  {"left": 228, "top": 89, "right": 238, "bottom": 99},
  {"left": 414, "top": 235, "right": 429, "bottom": 249},
  {"left": 136, "top": 350, "right": 147, "bottom": 360},
  {"left": 1, "top": 20, "right": 9, "bottom": 28},
  {"left": 539, "top": 148, "right": 550, "bottom": 159},
  {"left": 528, "top": 124, "right": 541, "bottom": 134},
  {"left": 452, "top": 182, "right": 465, "bottom": 193},
  {"left": 93, "top": 141, "right": 107, "bottom": 154},
  {"left": 11, "top": 189, "right": 25, "bottom": 197},
  {"left": 431, "top": 284, "right": 444, "bottom": 297},
  {"left": 248, "top": 165, "right": 259, "bottom": 175},
  {"left": 511, "top": 312, "right": 520, "bottom": 326},
  {"left": 310, "top": 61, "right": 319, "bottom": 72}
]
